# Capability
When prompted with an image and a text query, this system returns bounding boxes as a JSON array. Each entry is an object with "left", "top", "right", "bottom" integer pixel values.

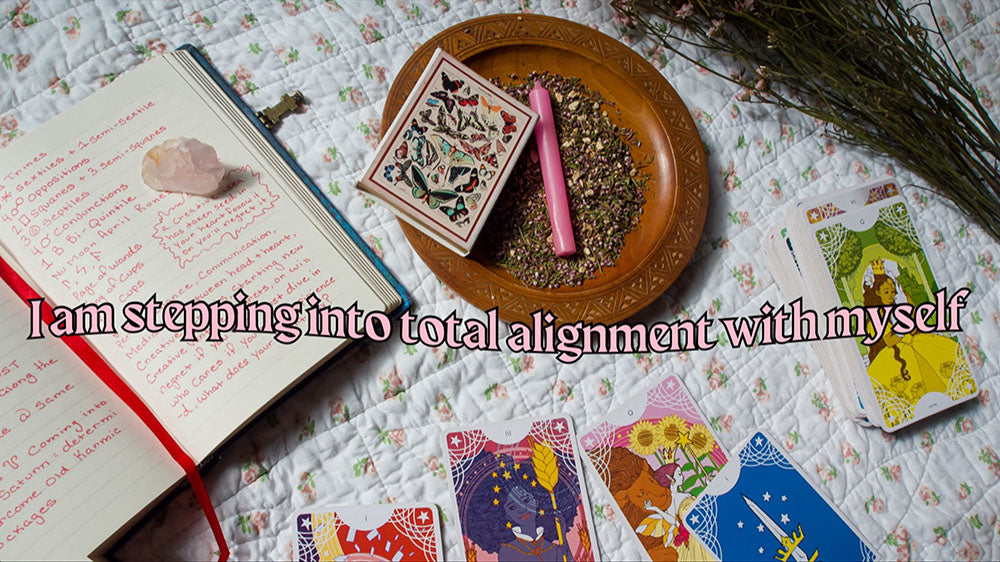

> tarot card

[
  {"left": 794, "top": 178, "right": 901, "bottom": 228},
  {"left": 579, "top": 375, "right": 728, "bottom": 562},
  {"left": 444, "top": 415, "right": 598, "bottom": 561},
  {"left": 358, "top": 48, "right": 538, "bottom": 256},
  {"left": 295, "top": 503, "right": 443, "bottom": 562},
  {"left": 807, "top": 194, "right": 977, "bottom": 430},
  {"left": 685, "top": 431, "right": 876, "bottom": 562}
]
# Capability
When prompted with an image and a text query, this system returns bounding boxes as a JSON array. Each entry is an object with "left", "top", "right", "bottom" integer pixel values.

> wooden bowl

[{"left": 382, "top": 14, "right": 709, "bottom": 325}]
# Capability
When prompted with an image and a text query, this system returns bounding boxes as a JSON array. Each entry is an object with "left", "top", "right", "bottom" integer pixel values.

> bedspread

[{"left": 2, "top": 1, "right": 999, "bottom": 560}]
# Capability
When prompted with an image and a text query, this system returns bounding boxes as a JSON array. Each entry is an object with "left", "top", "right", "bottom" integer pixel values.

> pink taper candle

[{"left": 529, "top": 81, "right": 576, "bottom": 257}]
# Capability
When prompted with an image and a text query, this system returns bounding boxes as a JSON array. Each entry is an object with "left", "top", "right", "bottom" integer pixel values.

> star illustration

[
  {"left": 514, "top": 463, "right": 520, "bottom": 471},
  {"left": 450, "top": 435, "right": 461, "bottom": 447},
  {"left": 737, "top": 521, "right": 744, "bottom": 529},
  {"left": 781, "top": 513, "right": 790, "bottom": 524},
  {"left": 757, "top": 524, "right": 764, "bottom": 533},
  {"left": 499, "top": 461, "right": 506, "bottom": 468},
  {"left": 418, "top": 511, "right": 429, "bottom": 523},
  {"left": 754, "top": 436, "right": 764, "bottom": 447},
  {"left": 759, "top": 547, "right": 765, "bottom": 554},
  {"left": 763, "top": 492, "right": 771, "bottom": 502},
  {"left": 300, "top": 518, "right": 312, "bottom": 531},
  {"left": 502, "top": 470, "right": 511, "bottom": 480},
  {"left": 506, "top": 521, "right": 512, "bottom": 529},
  {"left": 531, "top": 480, "right": 537, "bottom": 487},
  {"left": 539, "top": 509, "right": 545, "bottom": 515},
  {"left": 781, "top": 495, "right": 787, "bottom": 502},
  {"left": 492, "top": 471, "right": 498, "bottom": 479},
  {"left": 523, "top": 474, "right": 528, "bottom": 480},
  {"left": 493, "top": 498, "right": 499, "bottom": 506},
  {"left": 554, "top": 420, "right": 565, "bottom": 432},
  {"left": 583, "top": 437, "right": 593, "bottom": 448},
  {"left": 677, "top": 430, "right": 692, "bottom": 448},
  {"left": 690, "top": 515, "right": 700, "bottom": 524},
  {"left": 493, "top": 485, "right": 500, "bottom": 493}
]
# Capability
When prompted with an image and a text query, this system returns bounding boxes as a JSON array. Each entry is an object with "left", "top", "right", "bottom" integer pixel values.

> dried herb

[
  {"left": 486, "top": 72, "right": 649, "bottom": 288},
  {"left": 616, "top": 0, "right": 1000, "bottom": 239}
]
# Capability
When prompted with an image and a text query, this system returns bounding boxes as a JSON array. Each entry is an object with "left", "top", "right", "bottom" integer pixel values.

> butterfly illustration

[
  {"left": 501, "top": 111, "right": 517, "bottom": 135},
  {"left": 460, "top": 140, "right": 491, "bottom": 162},
  {"left": 431, "top": 135, "right": 474, "bottom": 166},
  {"left": 502, "top": 134, "right": 512, "bottom": 144},
  {"left": 382, "top": 164, "right": 395, "bottom": 182},
  {"left": 440, "top": 196, "right": 469, "bottom": 222},
  {"left": 411, "top": 136, "right": 429, "bottom": 166},
  {"left": 441, "top": 71, "right": 464, "bottom": 93},
  {"left": 480, "top": 95, "right": 502, "bottom": 113},
  {"left": 478, "top": 165, "right": 495, "bottom": 180},
  {"left": 418, "top": 108, "right": 434, "bottom": 124},
  {"left": 456, "top": 95, "right": 479, "bottom": 107},
  {"left": 448, "top": 166, "right": 479, "bottom": 193},
  {"left": 457, "top": 109, "right": 486, "bottom": 132},
  {"left": 410, "top": 166, "right": 458, "bottom": 209},
  {"left": 427, "top": 91, "right": 455, "bottom": 113},
  {"left": 404, "top": 119, "right": 428, "bottom": 140},
  {"left": 495, "top": 139, "right": 506, "bottom": 154},
  {"left": 484, "top": 153, "right": 498, "bottom": 168},
  {"left": 394, "top": 142, "right": 408, "bottom": 160},
  {"left": 469, "top": 133, "right": 488, "bottom": 143}
]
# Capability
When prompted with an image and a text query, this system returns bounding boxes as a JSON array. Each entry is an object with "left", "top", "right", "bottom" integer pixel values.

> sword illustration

[{"left": 741, "top": 494, "right": 817, "bottom": 562}]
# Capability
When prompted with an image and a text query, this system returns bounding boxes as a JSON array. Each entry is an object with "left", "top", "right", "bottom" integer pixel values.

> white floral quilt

[{"left": 2, "top": 0, "right": 999, "bottom": 560}]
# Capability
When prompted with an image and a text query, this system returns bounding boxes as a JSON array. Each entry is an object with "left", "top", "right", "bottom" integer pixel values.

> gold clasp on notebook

[{"left": 256, "top": 90, "right": 304, "bottom": 130}]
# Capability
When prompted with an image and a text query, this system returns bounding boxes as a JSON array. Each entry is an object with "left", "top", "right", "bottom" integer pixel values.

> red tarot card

[{"left": 296, "top": 503, "right": 442, "bottom": 561}]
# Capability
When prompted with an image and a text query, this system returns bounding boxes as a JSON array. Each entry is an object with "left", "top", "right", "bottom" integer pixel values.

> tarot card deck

[
  {"left": 444, "top": 414, "right": 598, "bottom": 561},
  {"left": 764, "top": 178, "right": 978, "bottom": 431},
  {"left": 358, "top": 48, "right": 538, "bottom": 256},
  {"left": 295, "top": 503, "right": 443, "bottom": 562},
  {"left": 685, "top": 431, "right": 876, "bottom": 562},
  {"left": 580, "top": 375, "right": 729, "bottom": 562}
]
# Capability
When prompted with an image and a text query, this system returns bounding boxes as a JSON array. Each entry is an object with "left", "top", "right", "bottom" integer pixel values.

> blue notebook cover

[{"left": 176, "top": 44, "right": 410, "bottom": 318}]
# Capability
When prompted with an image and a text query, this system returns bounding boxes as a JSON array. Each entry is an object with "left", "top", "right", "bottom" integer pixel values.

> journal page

[
  {"left": 0, "top": 51, "right": 390, "bottom": 461},
  {"left": 0, "top": 276, "right": 180, "bottom": 560}
]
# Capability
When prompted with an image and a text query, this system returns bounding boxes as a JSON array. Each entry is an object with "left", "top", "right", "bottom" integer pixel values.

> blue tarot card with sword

[{"left": 685, "top": 431, "right": 876, "bottom": 561}]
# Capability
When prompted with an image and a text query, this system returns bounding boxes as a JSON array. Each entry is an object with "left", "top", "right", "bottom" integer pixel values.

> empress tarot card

[
  {"left": 445, "top": 415, "right": 597, "bottom": 561},
  {"left": 295, "top": 503, "right": 442, "bottom": 562},
  {"left": 809, "top": 186, "right": 977, "bottom": 429},
  {"left": 580, "top": 375, "right": 728, "bottom": 562}
]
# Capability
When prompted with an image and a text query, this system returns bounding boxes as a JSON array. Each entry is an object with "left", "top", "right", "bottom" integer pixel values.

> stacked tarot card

[
  {"left": 763, "top": 178, "right": 978, "bottom": 431},
  {"left": 294, "top": 376, "right": 876, "bottom": 561},
  {"left": 357, "top": 48, "right": 538, "bottom": 256}
]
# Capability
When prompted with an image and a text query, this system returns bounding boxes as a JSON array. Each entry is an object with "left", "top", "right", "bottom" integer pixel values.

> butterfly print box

[{"left": 358, "top": 48, "right": 538, "bottom": 256}]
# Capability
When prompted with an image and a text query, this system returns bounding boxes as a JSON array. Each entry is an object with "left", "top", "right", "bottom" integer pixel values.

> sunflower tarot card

[
  {"left": 580, "top": 375, "right": 728, "bottom": 562},
  {"left": 295, "top": 503, "right": 443, "bottom": 561},
  {"left": 444, "top": 415, "right": 598, "bottom": 561},
  {"left": 358, "top": 48, "right": 537, "bottom": 256}
]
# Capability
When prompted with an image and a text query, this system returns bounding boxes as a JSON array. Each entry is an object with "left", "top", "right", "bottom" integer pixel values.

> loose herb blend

[
  {"left": 615, "top": 0, "right": 1000, "bottom": 239},
  {"left": 487, "top": 73, "right": 650, "bottom": 289}
]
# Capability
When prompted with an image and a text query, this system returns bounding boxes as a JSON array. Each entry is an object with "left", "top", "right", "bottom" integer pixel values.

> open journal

[{"left": 0, "top": 47, "right": 406, "bottom": 559}]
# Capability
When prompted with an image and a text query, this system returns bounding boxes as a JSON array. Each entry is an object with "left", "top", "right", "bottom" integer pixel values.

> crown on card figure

[{"left": 871, "top": 258, "right": 885, "bottom": 275}]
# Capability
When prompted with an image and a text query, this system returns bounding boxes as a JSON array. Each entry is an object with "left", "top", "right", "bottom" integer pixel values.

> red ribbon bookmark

[{"left": 0, "top": 258, "right": 230, "bottom": 561}]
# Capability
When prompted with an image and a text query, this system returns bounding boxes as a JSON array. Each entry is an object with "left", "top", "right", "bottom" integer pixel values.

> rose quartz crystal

[{"left": 141, "top": 137, "right": 225, "bottom": 195}]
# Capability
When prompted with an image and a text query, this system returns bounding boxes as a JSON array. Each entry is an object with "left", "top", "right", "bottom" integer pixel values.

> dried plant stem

[{"left": 616, "top": 0, "right": 1000, "bottom": 239}]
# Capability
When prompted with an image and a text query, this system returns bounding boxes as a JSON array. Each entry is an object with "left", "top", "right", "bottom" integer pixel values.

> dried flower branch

[{"left": 615, "top": 0, "right": 1000, "bottom": 239}]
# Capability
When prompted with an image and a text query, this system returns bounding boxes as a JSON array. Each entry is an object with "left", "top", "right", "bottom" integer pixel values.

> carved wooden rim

[{"left": 382, "top": 14, "right": 709, "bottom": 324}]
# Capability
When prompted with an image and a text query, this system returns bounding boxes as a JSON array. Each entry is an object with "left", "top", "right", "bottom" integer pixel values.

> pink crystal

[{"left": 141, "top": 137, "right": 225, "bottom": 196}]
